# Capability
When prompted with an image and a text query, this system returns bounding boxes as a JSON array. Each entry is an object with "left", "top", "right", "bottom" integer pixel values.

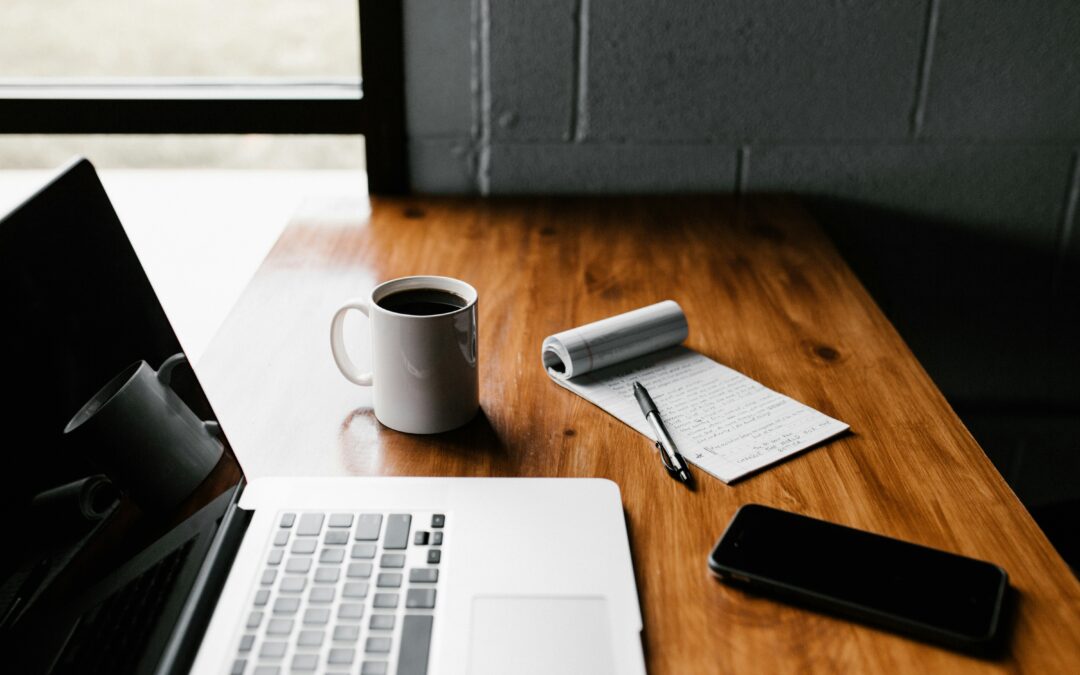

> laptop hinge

[{"left": 155, "top": 481, "right": 252, "bottom": 675}]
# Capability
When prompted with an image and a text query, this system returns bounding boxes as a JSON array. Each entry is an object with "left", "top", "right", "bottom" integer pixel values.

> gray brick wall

[{"left": 402, "top": 0, "right": 1080, "bottom": 409}]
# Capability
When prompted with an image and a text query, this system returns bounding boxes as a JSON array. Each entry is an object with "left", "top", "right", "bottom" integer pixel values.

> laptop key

[
  {"left": 310, "top": 586, "right": 335, "bottom": 603},
  {"left": 247, "top": 611, "right": 264, "bottom": 629},
  {"left": 361, "top": 662, "right": 388, "bottom": 675},
  {"left": 427, "top": 549, "right": 441, "bottom": 564},
  {"left": 315, "top": 567, "right": 341, "bottom": 583},
  {"left": 261, "top": 569, "right": 277, "bottom": 585},
  {"left": 328, "top": 647, "right": 356, "bottom": 665},
  {"left": 286, "top": 557, "right": 312, "bottom": 573},
  {"left": 291, "top": 653, "right": 318, "bottom": 671},
  {"left": 409, "top": 568, "right": 438, "bottom": 583},
  {"left": 304, "top": 608, "right": 330, "bottom": 625},
  {"left": 370, "top": 614, "right": 395, "bottom": 630},
  {"left": 297, "top": 629, "right": 325, "bottom": 647},
  {"left": 406, "top": 588, "right": 437, "bottom": 609},
  {"left": 260, "top": 640, "right": 287, "bottom": 658},
  {"left": 431, "top": 531, "right": 443, "bottom": 545},
  {"left": 254, "top": 667, "right": 280, "bottom": 675},
  {"left": 329, "top": 513, "right": 354, "bottom": 528},
  {"left": 280, "top": 576, "right": 306, "bottom": 593},
  {"left": 239, "top": 634, "right": 255, "bottom": 652},
  {"left": 414, "top": 531, "right": 429, "bottom": 545},
  {"left": 431, "top": 514, "right": 445, "bottom": 528},
  {"left": 355, "top": 514, "right": 383, "bottom": 540},
  {"left": 384, "top": 514, "right": 411, "bottom": 549},
  {"left": 273, "top": 530, "right": 289, "bottom": 546},
  {"left": 338, "top": 603, "right": 365, "bottom": 620},
  {"left": 291, "top": 539, "right": 317, "bottom": 554},
  {"left": 267, "top": 549, "right": 284, "bottom": 565},
  {"left": 254, "top": 589, "right": 271, "bottom": 606},
  {"left": 380, "top": 554, "right": 405, "bottom": 568},
  {"left": 398, "top": 615, "right": 434, "bottom": 675},
  {"left": 267, "top": 618, "right": 294, "bottom": 635},
  {"left": 280, "top": 513, "right": 296, "bottom": 528},
  {"left": 343, "top": 581, "right": 369, "bottom": 598},
  {"left": 231, "top": 659, "right": 246, "bottom": 675},
  {"left": 320, "top": 548, "right": 346, "bottom": 564},
  {"left": 365, "top": 637, "right": 392, "bottom": 653},
  {"left": 297, "top": 513, "right": 325, "bottom": 536},
  {"left": 377, "top": 572, "right": 402, "bottom": 588},
  {"left": 324, "top": 530, "right": 349, "bottom": 545},
  {"left": 351, "top": 543, "right": 377, "bottom": 559},
  {"left": 373, "top": 593, "right": 398, "bottom": 609},
  {"left": 347, "top": 562, "right": 373, "bottom": 578},
  {"left": 273, "top": 597, "right": 300, "bottom": 614},
  {"left": 334, "top": 624, "right": 361, "bottom": 641}
]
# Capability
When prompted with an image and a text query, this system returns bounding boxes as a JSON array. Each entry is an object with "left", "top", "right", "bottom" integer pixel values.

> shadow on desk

[
  {"left": 800, "top": 197, "right": 1080, "bottom": 572},
  {"left": 713, "top": 572, "right": 1020, "bottom": 661},
  {"left": 339, "top": 407, "right": 512, "bottom": 476}
]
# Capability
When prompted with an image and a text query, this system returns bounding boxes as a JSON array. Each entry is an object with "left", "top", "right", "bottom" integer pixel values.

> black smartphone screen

[{"left": 709, "top": 504, "right": 1008, "bottom": 645}]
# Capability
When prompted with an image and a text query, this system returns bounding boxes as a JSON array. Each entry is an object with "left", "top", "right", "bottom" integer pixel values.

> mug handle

[
  {"left": 156, "top": 353, "right": 223, "bottom": 439},
  {"left": 156, "top": 353, "right": 188, "bottom": 386},
  {"left": 330, "top": 299, "right": 374, "bottom": 386}
]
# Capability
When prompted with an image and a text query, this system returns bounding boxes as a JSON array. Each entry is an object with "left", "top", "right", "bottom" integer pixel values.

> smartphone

[{"left": 708, "top": 504, "right": 1009, "bottom": 650}]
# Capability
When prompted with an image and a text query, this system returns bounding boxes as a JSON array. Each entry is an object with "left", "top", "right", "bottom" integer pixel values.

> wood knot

[
  {"left": 563, "top": 428, "right": 576, "bottom": 437},
  {"left": 813, "top": 345, "right": 840, "bottom": 362},
  {"left": 584, "top": 262, "right": 625, "bottom": 299},
  {"left": 403, "top": 206, "right": 425, "bottom": 219}
]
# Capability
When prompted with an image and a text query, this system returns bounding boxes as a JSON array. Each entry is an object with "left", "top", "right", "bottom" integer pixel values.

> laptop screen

[{"left": 0, "top": 159, "right": 235, "bottom": 632}]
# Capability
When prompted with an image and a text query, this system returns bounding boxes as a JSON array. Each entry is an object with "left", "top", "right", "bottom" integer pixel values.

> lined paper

[{"left": 543, "top": 304, "right": 848, "bottom": 483}]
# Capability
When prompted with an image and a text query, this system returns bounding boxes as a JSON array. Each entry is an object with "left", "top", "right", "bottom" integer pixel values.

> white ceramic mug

[{"left": 330, "top": 275, "right": 479, "bottom": 434}]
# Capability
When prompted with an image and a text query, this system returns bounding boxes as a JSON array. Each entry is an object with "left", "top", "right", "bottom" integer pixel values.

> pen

[{"left": 632, "top": 381, "right": 692, "bottom": 485}]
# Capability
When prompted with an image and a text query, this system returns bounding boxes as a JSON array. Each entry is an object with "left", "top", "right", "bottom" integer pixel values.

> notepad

[{"left": 542, "top": 301, "right": 849, "bottom": 484}]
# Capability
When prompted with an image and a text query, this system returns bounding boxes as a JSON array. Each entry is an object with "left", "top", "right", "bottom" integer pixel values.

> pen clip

[{"left": 655, "top": 441, "right": 677, "bottom": 472}]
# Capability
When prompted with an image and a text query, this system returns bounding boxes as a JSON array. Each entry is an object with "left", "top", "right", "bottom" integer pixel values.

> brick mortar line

[
  {"left": 910, "top": 0, "right": 941, "bottom": 138},
  {"left": 570, "top": 0, "right": 590, "bottom": 142},
  {"left": 468, "top": 0, "right": 482, "bottom": 143},
  {"left": 475, "top": 0, "right": 492, "bottom": 194},
  {"left": 1052, "top": 149, "right": 1080, "bottom": 295},
  {"left": 735, "top": 146, "right": 750, "bottom": 195}
]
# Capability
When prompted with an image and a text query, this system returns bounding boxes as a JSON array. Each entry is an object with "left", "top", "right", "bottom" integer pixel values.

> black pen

[{"left": 632, "top": 381, "right": 692, "bottom": 485}]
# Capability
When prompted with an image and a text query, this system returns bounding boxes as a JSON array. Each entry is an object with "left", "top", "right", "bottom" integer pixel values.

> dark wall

[{"left": 405, "top": 0, "right": 1079, "bottom": 395}]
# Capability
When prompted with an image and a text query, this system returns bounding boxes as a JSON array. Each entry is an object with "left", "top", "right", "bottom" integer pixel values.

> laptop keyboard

[
  {"left": 232, "top": 511, "right": 444, "bottom": 675},
  {"left": 54, "top": 538, "right": 196, "bottom": 674}
]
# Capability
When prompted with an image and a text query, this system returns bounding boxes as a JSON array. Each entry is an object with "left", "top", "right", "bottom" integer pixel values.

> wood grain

[{"left": 199, "top": 195, "right": 1080, "bottom": 673}]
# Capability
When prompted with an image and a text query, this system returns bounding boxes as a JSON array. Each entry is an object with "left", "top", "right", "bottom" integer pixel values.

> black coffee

[{"left": 377, "top": 288, "right": 468, "bottom": 316}]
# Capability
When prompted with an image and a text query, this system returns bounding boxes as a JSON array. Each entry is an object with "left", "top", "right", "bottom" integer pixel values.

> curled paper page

[
  {"left": 31, "top": 474, "right": 119, "bottom": 531},
  {"left": 541, "top": 300, "right": 689, "bottom": 380}
]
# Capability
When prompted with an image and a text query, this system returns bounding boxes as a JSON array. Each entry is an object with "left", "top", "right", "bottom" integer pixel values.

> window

[
  {"left": 0, "top": 0, "right": 405, "bottom": 192},
  {"left": 0, "top": 1, "right": 361, "bottom": 80}
]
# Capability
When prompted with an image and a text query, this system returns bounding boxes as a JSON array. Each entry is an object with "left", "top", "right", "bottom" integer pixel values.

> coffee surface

[{"left": 377, "top": 288, "right": 467, "bottom": 316}]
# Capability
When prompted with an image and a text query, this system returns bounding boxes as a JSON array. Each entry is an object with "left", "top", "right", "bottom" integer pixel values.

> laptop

[{"left": 0, "top": 159, "right": 645, "bottom": 675}]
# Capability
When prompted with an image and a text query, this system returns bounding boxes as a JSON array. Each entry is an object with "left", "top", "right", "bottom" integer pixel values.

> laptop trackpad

[{"left": 468, "top": 596, "right": 615, "bottom": 675}]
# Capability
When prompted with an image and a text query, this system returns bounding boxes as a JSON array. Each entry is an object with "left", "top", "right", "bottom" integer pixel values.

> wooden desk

[{"left": 199, "top": 196, "right": 1080, "bottom": 673}]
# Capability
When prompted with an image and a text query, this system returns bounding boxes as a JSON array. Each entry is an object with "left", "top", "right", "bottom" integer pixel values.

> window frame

[{"left": 0, "top": 0, "right": 407, "bottom": 193}]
